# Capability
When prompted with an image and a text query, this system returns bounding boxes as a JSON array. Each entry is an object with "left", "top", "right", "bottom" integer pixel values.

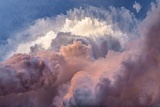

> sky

[
  {"left": 0, "top": 0, "right": 160, "bottom": 107},
  {"left": 0, "top": 0, "right": 156, "bottom": 41}
]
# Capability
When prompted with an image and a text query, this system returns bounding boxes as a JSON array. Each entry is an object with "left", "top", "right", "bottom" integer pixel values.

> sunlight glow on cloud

[
  {"left": 15, "top": 31, "right": 56, "bottom": 53},
  {"left": 0, "top": 6, "right": 138, "bottom": 61}
]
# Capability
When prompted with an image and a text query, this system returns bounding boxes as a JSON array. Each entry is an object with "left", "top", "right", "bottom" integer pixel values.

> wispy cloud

[{"left": 133, "top": 1, "right": 142, "bottom": 13}]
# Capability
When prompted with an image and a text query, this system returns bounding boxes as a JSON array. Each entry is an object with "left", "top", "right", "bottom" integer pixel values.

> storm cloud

[{"left": 0, "top": 1, "right": 160, "bottom": 107}]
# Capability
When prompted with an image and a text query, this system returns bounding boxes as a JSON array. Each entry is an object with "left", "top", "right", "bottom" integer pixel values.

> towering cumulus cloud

[
  {"left": 0, "top": 6, "right": 138, "bottom": 61},
  {"left": 0, "top": 1, "right": 160, "bottom": 107}
]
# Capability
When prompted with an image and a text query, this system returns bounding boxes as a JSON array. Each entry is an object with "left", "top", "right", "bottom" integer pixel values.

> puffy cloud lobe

[
  {"left": 51, "top": 32, "right": 109, "bottom": 59},
  {"left": 0, "top": 54, "right": 55, "bottom": 96},
  {"left": 61, "top": 51, "right": 125, "bottom": 107},
  {"left": 0, "top": 41, "right": 92, "bottom": 97}
]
